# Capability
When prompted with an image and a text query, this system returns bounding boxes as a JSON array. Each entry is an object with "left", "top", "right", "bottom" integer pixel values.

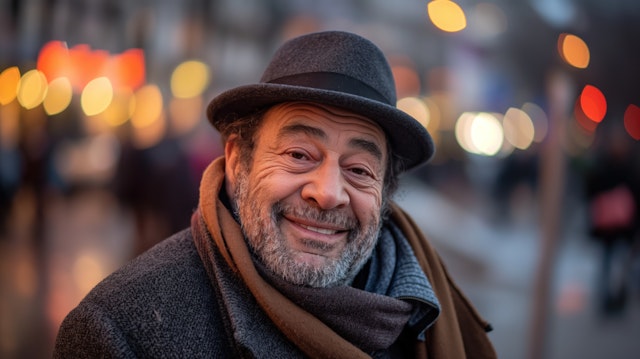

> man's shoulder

[
  {"left": 87, "top": 228, "right": 207, "bottom": 304},
  {"left": 55, "top": 229, "right": 233, "bottom": 357}
]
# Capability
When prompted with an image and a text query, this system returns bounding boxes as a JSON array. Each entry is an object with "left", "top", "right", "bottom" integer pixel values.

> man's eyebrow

[
  {"left": 279, "top": 123, "right": 383, "bottom": 161},
  {"left": 349, "top": 138, "right": 383, "bottom": 161}
]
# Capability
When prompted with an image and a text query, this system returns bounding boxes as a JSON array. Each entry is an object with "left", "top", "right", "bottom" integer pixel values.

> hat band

[{"left": 266, "top": 72, "right": 392, "bottom": 105}]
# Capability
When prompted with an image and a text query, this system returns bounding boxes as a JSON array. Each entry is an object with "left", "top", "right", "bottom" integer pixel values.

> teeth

[{"left": 300, "top": 224, "right": 337, "bottom": 235}]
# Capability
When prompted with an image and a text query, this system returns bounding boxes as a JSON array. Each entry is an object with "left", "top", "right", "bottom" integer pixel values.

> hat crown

[{"left": 260, "top": 31, "right": 397, "bottom": 106}]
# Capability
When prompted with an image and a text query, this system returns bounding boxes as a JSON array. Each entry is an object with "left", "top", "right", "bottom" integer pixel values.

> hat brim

[{"left": 207, "top": 83, "right": 435, "bottom": 171}]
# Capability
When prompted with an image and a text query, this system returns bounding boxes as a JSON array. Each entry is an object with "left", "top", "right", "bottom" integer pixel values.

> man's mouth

[{"left": 298, "top": 223, "right": 339, "bottom": 235}]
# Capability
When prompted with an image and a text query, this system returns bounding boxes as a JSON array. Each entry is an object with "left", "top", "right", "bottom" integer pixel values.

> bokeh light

[
  {"left": 471, "top": 112, "right": 503, "bottom": 156},
  {"left": 69, "top": 45, "right": 109, "bottom": 92},
  {"left": 106, "top": 49, "right": 146, "bottom": 91},
  {"left": 37, "top": 41, "right": 145, "bottom": 93},
  {"left": 81, "top": 77, "right": 113, "bottom": 116},
  {"left": 170, "top": 60, "right": 210, "bottom": 99},
  {"left": 503, "top": 107, "right": 535, "bottom": 150},
  {"left": 43, "top": 77, "right": 73, "bottom": 115},
  {"left": 96, "top": 88, "right": 134, "bottom": 128},
  {"left": 0, "top": 66, "right": 21, "bottom": 105},
  {"left": 624, "top": 104, "right": 640, "bottom": 140},
  {"left": 37, "top": 41, "right": 71, "bottom": 81},
  {"left": 17, "top": 69, "right": 48, "bottom": 109},
  {"left": 558, "top": 33, "right": 590, "bottom": 69},
  {"left": 131, "top": 84, "right": 163, "bottom": 129},
  {"left": 455, "top": 111, "right": 503, "bottom": 156},
  {"left": 397, "top": 97, "right": 430, "bottom": 129},
  {"left": 579, "top": 84, "right": 606, "bottom": 123},
  {"left": 574, "top": 99, "right": 598, "bottom": 133},
  {"left": 427, "top": 0, "right": 467, "bottom": 33}
]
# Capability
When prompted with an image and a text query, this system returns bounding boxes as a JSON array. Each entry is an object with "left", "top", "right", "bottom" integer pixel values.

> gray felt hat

[{"left": 207, "top": 30, "right": 435, "bottom": 171}]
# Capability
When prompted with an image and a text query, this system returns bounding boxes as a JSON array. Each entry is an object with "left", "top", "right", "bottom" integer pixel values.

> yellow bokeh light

[
  {"left": 43, "top": 77, "right": 73, "bottom": 115},
  {"left": 0, "top": 66, "right": 21, "bottom": 105},
  {"left": 503, "top": 107, "right": 535, "bottom": 150},
  {"left": 171, "top": 60, "right": 210, "bottom": 99},
  {"left": 131, "top": 84, "right": 163, "bottom": 129},
  {"left": 559, "top": 33, "right": 590, "bottom": 69},
  {"left": 81, "top": 77, "right": 113, "bottom": 116},
  {"left": 427, "top": 0, "right": 467, "bottom": 33},
  {"left": 17, "top": 69, "right": 48, "bottom": 109},
  {"left": 97, "top": 88, "right": 134, "bottom": 127},
  {"left": 397, "top": 97, "right": 431, "bottom": 129}
]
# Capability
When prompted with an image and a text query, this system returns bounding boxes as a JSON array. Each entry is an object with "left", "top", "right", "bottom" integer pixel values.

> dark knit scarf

[
  {"left": 252, "top": 220, "right": 440, "bottom": 353},
  {"left": 193, "top": 157, "right": 497, "bottom": 359}
]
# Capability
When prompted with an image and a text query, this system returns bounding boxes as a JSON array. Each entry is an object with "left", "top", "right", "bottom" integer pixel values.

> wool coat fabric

[{"left": 54, "top": 157, "right": 496, "bottom": 358}]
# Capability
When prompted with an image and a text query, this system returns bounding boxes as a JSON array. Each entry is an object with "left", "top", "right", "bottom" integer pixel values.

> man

[{"left": 54, "top": 31, "right": 496, "bottom": 358}]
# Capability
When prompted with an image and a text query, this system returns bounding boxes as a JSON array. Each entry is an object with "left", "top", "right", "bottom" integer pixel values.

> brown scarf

[{"left": 194, "top": 157, "right": 497, "bottom": 359}]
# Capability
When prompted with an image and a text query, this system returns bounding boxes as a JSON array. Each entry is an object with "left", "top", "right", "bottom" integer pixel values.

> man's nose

[{"left": 301, "top": 161, "right": 349, "bottom": 210}]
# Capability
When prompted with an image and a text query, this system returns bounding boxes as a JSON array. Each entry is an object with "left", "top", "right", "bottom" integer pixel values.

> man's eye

[
  {"left": 288, "top": 151, "right": 308, "bottom": 160},
  {"left": 349, "top": 167, "right": 372, "bottom": 177}
]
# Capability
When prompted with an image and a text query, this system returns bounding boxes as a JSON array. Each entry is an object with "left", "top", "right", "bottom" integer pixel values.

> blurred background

[{"left": 1, "top": 0, "right": 640, "bottom": 358}]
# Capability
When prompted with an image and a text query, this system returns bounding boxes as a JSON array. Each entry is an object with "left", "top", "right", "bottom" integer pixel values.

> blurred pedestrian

[
  {"left": 584, "top": 124, "right": 640, "bottom": 315},
  {"left": 54, "top": 31, "right": 496, "bottom": 358}
]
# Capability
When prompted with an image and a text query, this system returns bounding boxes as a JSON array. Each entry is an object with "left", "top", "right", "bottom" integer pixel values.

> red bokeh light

[
  {"left": 574, "top": 99, "right": 598, "bottom": 133},
  {"left": 579, "top": 84, "right": 607, "bottom": 123},
  {"left": 624, "top": 104, "right": 640, "bottom": 140}
]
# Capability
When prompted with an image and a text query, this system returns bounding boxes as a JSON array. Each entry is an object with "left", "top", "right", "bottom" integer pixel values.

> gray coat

[{"left": 53, "top": 229, "right": 304, "bottom": 358}]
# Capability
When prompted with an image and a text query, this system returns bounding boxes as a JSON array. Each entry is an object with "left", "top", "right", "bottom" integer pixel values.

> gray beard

[{"left": 231, "top": 169, "right": 381, "bottom": 288}]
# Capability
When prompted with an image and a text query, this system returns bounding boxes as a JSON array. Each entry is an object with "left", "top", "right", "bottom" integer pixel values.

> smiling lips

[{"left": 298, "top": 223, "right": 339, "bottom": 235}]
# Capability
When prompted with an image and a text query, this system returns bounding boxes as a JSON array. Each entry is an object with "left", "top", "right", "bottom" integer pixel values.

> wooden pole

[{"left": 528, "top": 69, "right": 573, "bottom": 359}]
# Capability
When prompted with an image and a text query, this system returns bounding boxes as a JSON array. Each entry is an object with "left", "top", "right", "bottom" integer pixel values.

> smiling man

[
  {"left": 228, "top": 103, "right": 387, "bottom": 288},
  {"left": 54, "top": 31, "right": 496, "bottom": 358}
]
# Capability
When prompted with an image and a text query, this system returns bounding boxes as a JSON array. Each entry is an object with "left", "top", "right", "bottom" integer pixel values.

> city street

[
  {"left": 1, "top": 175, "right": 639, "bottom": 358},
  {"left": 396, "top": 176, "right": 640, "bottom": 359}
]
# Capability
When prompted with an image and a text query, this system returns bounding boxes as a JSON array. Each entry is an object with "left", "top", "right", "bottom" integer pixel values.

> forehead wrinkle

[{"left": 278, "top": 123, "right": 327, "bottom": 142}]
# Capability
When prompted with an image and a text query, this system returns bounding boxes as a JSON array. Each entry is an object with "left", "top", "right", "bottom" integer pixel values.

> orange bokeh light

[
  {"left": 624, "top": 104, "right": 640, "bottom": 140},
  {"left": 37, "top": 41, "right": 71, "bottom": 81},
  {"left": 68, "top": 45, "right": 109, "bottom": 91},
  {"left": 36, "top": 41, "right": 145, "bottom": 93},
  {"left": 558, "top": 33, "right": 590, "bottom": 69},
  {"left": 579, "top": 84, "right": 606, "bottom": 123},
  {"left": 106, "top": 49, "right": 146, "bottom": 91}
]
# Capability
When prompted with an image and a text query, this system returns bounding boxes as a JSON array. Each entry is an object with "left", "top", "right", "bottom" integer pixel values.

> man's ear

[{"left": 224, "top": 134, "right": 240, "bottom": 191}]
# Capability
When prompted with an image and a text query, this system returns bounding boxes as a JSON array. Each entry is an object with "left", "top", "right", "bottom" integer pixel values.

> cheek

[
  {"left": 249, "top": 166, "right": 304, "bottom": 201},
  {"left": 351, "top": 188, "right": 383, "bottom": 219}
]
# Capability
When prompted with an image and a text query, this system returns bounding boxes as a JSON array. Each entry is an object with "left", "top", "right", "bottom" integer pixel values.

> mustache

[{"left": 273, "top": 202, "right": 359, "bottom": 230}]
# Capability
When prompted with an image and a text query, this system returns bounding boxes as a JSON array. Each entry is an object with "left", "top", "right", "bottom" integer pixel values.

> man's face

[{"left": 226, "top": 102, "right": 388, "bottom": 288}]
